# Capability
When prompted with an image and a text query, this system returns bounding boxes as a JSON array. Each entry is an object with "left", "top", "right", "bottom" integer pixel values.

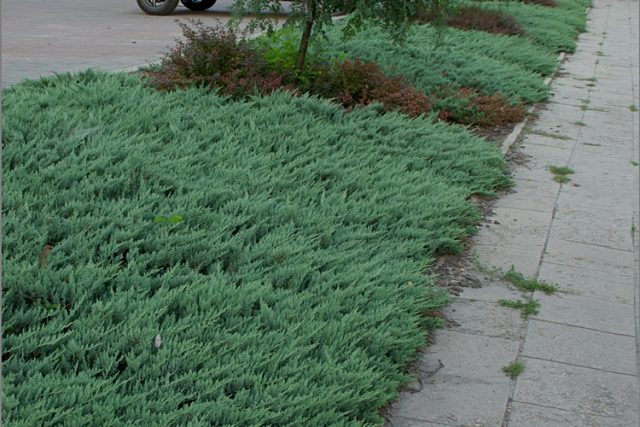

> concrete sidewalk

[{"left": 387, "top": 0, "right": 640, "bottom": 425}]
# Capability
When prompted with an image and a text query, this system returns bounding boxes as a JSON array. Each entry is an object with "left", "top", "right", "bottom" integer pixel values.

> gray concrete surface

[
  {"left": 0, "top": 0, "right": 289, "bottom": 87},
  {"left": 387, "top": 0, "right": 640, "bottom": 425}
]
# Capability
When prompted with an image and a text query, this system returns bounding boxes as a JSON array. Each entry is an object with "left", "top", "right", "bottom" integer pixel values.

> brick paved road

[{"left": 1, "top": 0, "right": 288, "bottom": 87}]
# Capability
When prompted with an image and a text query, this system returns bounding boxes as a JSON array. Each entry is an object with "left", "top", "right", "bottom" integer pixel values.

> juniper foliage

[
  {"left": 3, "top": 72, "right": 509, "bottom": 425},
  {"left": 474, "top": 0, "right": 591, "bottom": 52},
  {"left": 325, "top": 24, "right": 552, "bottom": 104}
]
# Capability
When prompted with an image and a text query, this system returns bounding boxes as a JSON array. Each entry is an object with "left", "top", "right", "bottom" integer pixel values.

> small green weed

[
  {"left": 587, "top": 82, "right": 596, "bottom": 87},
  {"left": 549, "top": 165, "right": 575, "bottom": 184},
  {"left": 630, "top": 105, "right": 638, "bottom": 112},
  {"left": 504, "top": 267, "right": 558, "bottom": 294},
  {"left": 154, "top": 214, "right": 184, "bottom": 224},
  {"left": 499, "top": 298, "right": 540, "bottom": 318},
  {"left": 631, "top": 160, "right": 639, "bottom": 166},
  {"left": 632, "top": 223, "right": 637, "bottom": 236},
  {"left": 573, "top": 121, "right": 586, "bottom": 126},
  {"left": 583, "top": 142, "right": 601, "bottom": 146},
  {"left": 503, "top": 361, "right": 525, "bottom": 379}
]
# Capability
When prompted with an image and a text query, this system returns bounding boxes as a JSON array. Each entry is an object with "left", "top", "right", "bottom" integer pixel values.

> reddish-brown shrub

[
  {"left": 145, "top": 21, "right": 289, "bottom": 97},
  {"left": 522, "top": 0, "right": 557, "bottom": 7},
  {"left": 146, "top": 23, "right": 432, "bottom": 118},
  {"left": 309, "top": 60, "right": 432, "bottom": 117},
  {"left": 434, "top": 86, "right": 525, "bottom": 127},
  {"left": 416, "top": 6, "right": 524, "bottom": 36},
  {"left": 447, "top": 7, "right": 524, "bottom": 36}
]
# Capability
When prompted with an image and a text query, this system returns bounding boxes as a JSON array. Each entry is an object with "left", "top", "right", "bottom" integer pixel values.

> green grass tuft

[
  {"left": 548, "top": 165, "right": 575, "bottom": 176},
  {"left": 499, "top": 299, "right": 541, "bottom": 317},
  {"left": 504, "top": 267, "right": 559, "bottom": 294},
  {"left": 503, "top": 360, "right": 525, "bottom": 378}
]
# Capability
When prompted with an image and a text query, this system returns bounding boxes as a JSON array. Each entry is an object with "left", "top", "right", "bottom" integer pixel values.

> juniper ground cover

[
  {"left": 323, "top": 0, "right": 590, "bottom": 116},
  {"left": 3, "top": 72, "right": 509, "bottom": 425}
]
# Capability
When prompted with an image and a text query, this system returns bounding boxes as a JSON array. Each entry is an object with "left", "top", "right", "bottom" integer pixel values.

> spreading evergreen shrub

[
  {"left": 325, "top": 25, "right": 551, "bottom": 103},
  {"left": 473, "top": 0, "right": 591, "bottom": 52},
  {"left": 3, "top": 72, "right": 509, "bottom": 425}
]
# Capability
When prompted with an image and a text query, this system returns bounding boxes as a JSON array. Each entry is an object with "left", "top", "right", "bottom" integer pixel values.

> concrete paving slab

[
  {"left": 458, "top": 282, "right": 525, "bottom": 304},
  {"left": 549, "top": 83, "right": 592, "bottom": 106},
  {"left": 528, "top": 104, "right": 585, "bottom": 141},
  {"left": 473, "top": 207, "right": 552, "bottom": 249},
  {"left": 537, "top": 262, "right": 636, "bottom": 305},
  {"left": 472, "top": 244, "right": 543, "bottom": 278},
  {"left": 522, "top": 320, "right": 637, "bottom": 375},
  {"left": 533, "top": 292, "right": 636, "bottom": 336},
  {"left": 542, "top": 238, "right": 636, "bottom": 275},
  {"left": 508, "top": 401, "right": 637, "bottom": 427},
  {"left": 554, "top": 184, "right": 636, "bottom": 213},
  {"left": 418, "top": 330, "right": 520, "bottom": 381},
  {"left": 549, "top": 201, "right": 634, "bottom": 251},
  {"left": 513, "top": 358, "right": 639, "bottom": 419},
  {"left": 389, "top": 378, "right": 512, "bottom": 427},
  {"left": 387, "top": 416, "right": 454, "bottom": 427},
  {"left": 445, "top": 299, "right": 524, "bottom": 340},
  {"left": 494, "top": 179, "right": 559, "bottom": 213},
  {"left": 522, "top": 131, "right": 576, "bottom": 151}
]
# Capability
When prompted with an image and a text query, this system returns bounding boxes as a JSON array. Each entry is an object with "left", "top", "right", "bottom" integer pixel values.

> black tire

[
  {"left": 181, "top": 0, "right": 217, "bottom": 11},
  {"left": 136, "top": 0, "right": 180, "bottom": 15}
]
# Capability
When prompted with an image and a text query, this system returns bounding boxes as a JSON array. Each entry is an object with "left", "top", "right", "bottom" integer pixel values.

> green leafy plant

[
  {"left": 504, "top": 267, "right": 558, "bottom": 294},
  {"left": 503, "top": 360, "right": 525, "bottom": 378},
  {"left": 499, "top": 298, "right": 540, "bottom": 317},
  {"left": 154, "top": 214, "right": 184, "bottom": 224},
  {"left": 230, "top": 0, "right": 453, "bottom": 71},
  {"left": 549, "top": 165, "right": 575, "bottom": 183}
]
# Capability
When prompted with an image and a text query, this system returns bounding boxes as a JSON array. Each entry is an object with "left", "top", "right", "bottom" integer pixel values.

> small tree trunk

[{"left": 295, "top": 0, "right": 317, "bottom": 72}]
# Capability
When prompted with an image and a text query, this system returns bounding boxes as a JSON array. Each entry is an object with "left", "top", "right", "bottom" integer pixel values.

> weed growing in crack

[
  {"left": 630, "top": 105, "right": 638, "bottom": 112},
  {"left": 549, "top": 165, "right": 575, "bottom": 184},
  {"left": 631, "top": 160, "right": 639, "bottom": 166},
  {"left": 527, "top": 130, "right": 572, "bottom": 140},
  {"left": 503, "top": 361, "right": 525, "bottom": 378},
  {"left": 573, "top": 121, "right": 586, "bottom": 126},
  {"left": 504, "top": 267, "right": 559, "bottom": 294},
  {"left": 499, "top": 298, "right": 540, "bottom": 318}
]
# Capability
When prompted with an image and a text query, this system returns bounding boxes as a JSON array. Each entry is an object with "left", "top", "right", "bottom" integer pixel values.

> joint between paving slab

[
  {"left": 528, "top": 317, "right": 636, "bottom": 338},
  {"left": 388, "top": 415, "right": 457, "bottom": 427},
  {"left": 510, "top": 399, "right": 634, "bottom": 421},
  {"left": 521, "top": 354, "right": 637, "bottom": 377},
  {"left": 554, "top": 237, "right": 636, "bottom": 253}
]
